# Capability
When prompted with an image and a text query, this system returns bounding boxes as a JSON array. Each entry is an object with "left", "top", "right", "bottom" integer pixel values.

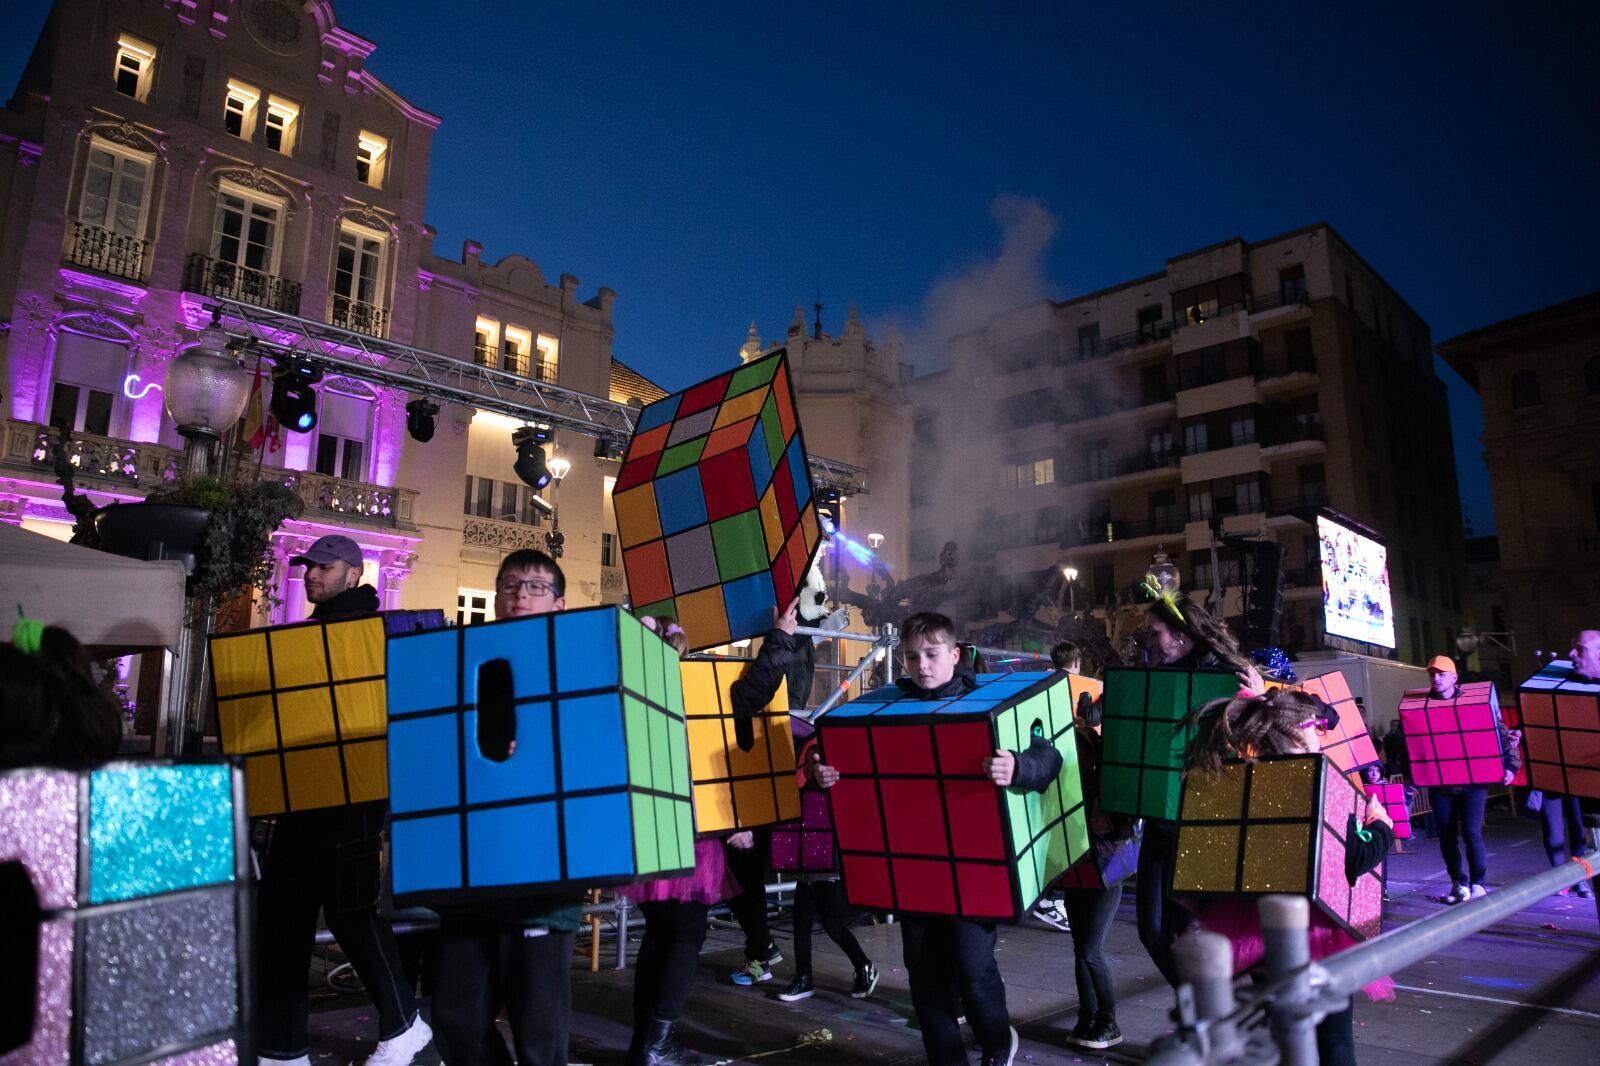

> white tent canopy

[{"left": 0, "top": 522, "right": 187, "bottom": 653}]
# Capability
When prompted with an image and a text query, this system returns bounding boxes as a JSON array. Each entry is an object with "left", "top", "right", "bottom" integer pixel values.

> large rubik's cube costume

[
  {"left": 0, "top": 762, "right": 250, "bottom": 1064},
  {"left": 816, "top": 672, "right": 1090, "bottom": 920},
  {"left": 1519, "top": 661, "right": 1600, "bottom": 799},
  {"left": 1100, "top": 667, "right": 1239, "bottom": 821},
  {"left": 1172, "top": 754, "right": 1383, "bottom": 940},
  {"left": 384, "top": 606, "right": 696, "bottom": 904},
  {"left": 1399, "top": 682, "right": 1505, "bottom": 787},
  {"left": 1293, "top": 671, "right": 1381, "bottom": 774},
  {"left": 680, "top": 659, "right": 801, "bottom": 835},
  {"left": 612, "top": 351, "right": 822, "bottom": 651}
]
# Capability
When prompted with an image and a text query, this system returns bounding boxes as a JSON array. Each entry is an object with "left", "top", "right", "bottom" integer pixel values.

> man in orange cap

[{"left": 1422, "top": 655, "right": 1521, "bottom": 904}]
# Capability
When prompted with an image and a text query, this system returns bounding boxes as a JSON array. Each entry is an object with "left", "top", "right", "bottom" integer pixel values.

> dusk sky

[{"left": 5, "top": 2, "right": 1598, "bottom": 535}]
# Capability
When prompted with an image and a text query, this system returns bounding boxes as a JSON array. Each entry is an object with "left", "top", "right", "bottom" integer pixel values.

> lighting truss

[{"left": 202, "top": 297, "right": 868, "bottom": 496}]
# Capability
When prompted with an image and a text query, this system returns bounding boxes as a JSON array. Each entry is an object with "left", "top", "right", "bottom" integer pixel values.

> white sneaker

[
  {"left": 261, "top": 1057, "right": 309, "bottom": 1066},
  {"left": 364, "top": 1014, "right": 433, "bottom": 1066},
  {"left": 1444, "top": 883, "right": 1469, "bottom": 905},
  {"left": 1032, "top": 899, "right": 1071, "bottom": 932},
  {"left": 1468, "top": 884, "right": 1488, "bottom": 900}
]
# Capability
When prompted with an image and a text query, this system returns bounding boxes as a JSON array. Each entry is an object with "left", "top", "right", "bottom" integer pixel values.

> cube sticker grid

[
  {"left": 771, "top": 715, "right": 835, "bottom": 873},
  {"left": 1172, "top": 754, "right": 1383, "bottom": 940},
  {"left": 210, "top": 610, "right": 444, "bottom": 817},
  {"left": 680, "top": 659, "right": 801, "bottom": 835},
  {"left": 1101, "top": 667, "right": 1239, "bottom": 821},
  {"left": 1399, "top": 681, "right": 1505, "bottom": 787},
  {"left": 1299, "top": 672, "right": 1381, "bottom": 773},
  {"left": 385, "top": 606, "right": 696, "bottom": 904},
  {"left": 0, "top": 761, "right": 249, "bottom": 1064},
  {"left": 1519, "top": 660, "right": 1600, "bottom": 799},
  {"left": 817, "top": 671, "right": 1091, "bottom": 920},
  {"left": 613, "top": 350, "right": 822, "bottom": 651},
  {"left": 1371, "top": 781, "right": 1412, "bottom": 840}
]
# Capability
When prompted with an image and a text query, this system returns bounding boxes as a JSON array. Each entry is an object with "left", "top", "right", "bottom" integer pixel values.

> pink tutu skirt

[
  {"left": 1197, "top": 899, "right": 1395, "bottom": 1002},
  {"left": 618, "top": 838, "right": 737, "bottom": 905}
]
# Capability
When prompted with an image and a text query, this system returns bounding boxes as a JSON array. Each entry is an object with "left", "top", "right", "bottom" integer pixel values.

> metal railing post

[
  {"left": 1261, "top": 895, "right": 1318, "bottom": 1066},
  {"left": 883, "top": 623, "right": 896, "bottom": 684},
  {"left": 1146, "top": 931, "right": 1237, "bottom": 1065},
  {"left": 612, "top": 893, "right": 631, "bottom": 970}
]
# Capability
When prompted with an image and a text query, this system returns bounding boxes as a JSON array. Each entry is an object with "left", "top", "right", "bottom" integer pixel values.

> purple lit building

[{"left": 0, "top": 0, "right": 636, "bottom": 625}]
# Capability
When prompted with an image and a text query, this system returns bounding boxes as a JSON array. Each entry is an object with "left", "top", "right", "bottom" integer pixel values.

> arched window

[
  {"left": 1586, "top": 356, "right": 1600, "bottom": 396},
  {"left": 1510, "top": 369, "right": 1542, "bottom": 409}
]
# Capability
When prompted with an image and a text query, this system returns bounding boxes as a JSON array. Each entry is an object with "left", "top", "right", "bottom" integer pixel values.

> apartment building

[{"left": 906, "top": 222, "right": 1466, "bottom": 662}]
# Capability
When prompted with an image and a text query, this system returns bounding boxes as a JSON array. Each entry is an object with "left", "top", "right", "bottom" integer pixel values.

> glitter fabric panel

[
  {"left": 0, "top": 918, "right": 73, "bottom": 1066},
  {"left": 1246, "top": 759, "right": 1316, "bottom": 819},
  {"left": 1184, "top": 765, "right": 1247, "bottom": 821},
  {"left": 0, "top": 770, "right": 78, "bottom": 908},
  {"left": 88, "top": 765, "right": 235, "bottom": 904},
  {"left": 1350, "top": 865, "right": 1384, "bottom": 939},
  {"left": 80, "top": 893, "right": 239, "bottom": 1065},
  {"left": 1241, "top": 824, "right": 1309, "bottom": 893},
  {"left": 154, "top": 1039, "right": 239, "bottom": 1065},
  {"left": 1316, "top": 826, "right": 1352, "bottom": 922},
  {"left": 1322, "top": 768, "right": 1356, "bottom": 829},
  {"left": 1173, "top": 824, "right": 1241, "bottom": 892}
]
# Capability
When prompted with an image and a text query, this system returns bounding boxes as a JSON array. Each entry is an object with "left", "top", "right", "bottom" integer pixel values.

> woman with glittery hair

[
  {"left": 0, "top": 621, "right": 121, "bottom": 768},
  {"left": 1181, "top": 689, "right": 1395, "bottom": 1066}
]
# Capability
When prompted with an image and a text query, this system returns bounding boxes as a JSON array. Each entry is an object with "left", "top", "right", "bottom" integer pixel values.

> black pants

[
  {"left": 431, "top": 912, "right": 572, "bottom": 1066},
  {"left": 1135, "top": 820, "right": 1191, "bottom": 987},
  {"left": 1317, "top": 1001, "right": 1356, "bottom": 1066},
  {"left": 634, "top": 900, "right": 710, "bottom": 1025},
  {"left": 900, "top": 917, "right": 1010, "bottom": 1064},
  {"left": 1432, "top": 786, "right": 1489, "bottom": 886},
  {"left": 723, "top": 831, "right": 773, "bottom": 960},
  {"left": 1541, "top": 792, "right": 1590, "bottom": 865},
  {"left": 1063, "top": 882, "right": 1124, "bottom": 1021},
  {"left": 792, "top": 879, "right": 869, "bottom": 978},
  {"left": 256, "top": 807, "right": 415, "bottom": 1058}
]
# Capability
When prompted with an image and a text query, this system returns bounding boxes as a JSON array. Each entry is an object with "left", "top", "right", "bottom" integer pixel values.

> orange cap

[{"left": 1426, "top": 655, "right": 1458, "bottom": 674}]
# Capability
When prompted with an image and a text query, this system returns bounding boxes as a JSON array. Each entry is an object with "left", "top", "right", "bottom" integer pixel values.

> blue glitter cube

[{"left": 0, "top": 761, "right": 250, "bottom": 1064}]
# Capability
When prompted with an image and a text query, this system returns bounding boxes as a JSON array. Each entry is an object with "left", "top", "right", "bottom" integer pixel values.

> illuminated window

[
  {"left": 502, "top": 326, "right": 532, "bottom": 375},
  {"left": 474, "top": 318, "right": 499, "bottom": 367},
  {"left": 534, "top": 334, "right": 559, "bottom": 383},
  {"left": 224, "top": 80, "right": 259, "bottom": 139},
  {"left": 334, "top": 225, "right": 386, "bottom": 308},
  {"left": 457, "top": 589, "right": 492, "bottom": 625},
  {"left": 80, "top": 138, "right": 152, "bottom": 237},
  {"left": 264, "top": 96, "right": 299, "bottom": 155},
  {"left": 114, "top": 35, "right": 155, "bottom": 101},
  {"left": 355, "top": 131, "right": 387, "bottom": 187},
  {"left": 211, "top": 185, "right": 281, "bottom": 274}
]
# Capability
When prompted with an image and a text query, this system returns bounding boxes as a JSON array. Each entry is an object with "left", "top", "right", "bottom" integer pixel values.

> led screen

[{"left": 1318, "top": 514, "right": 1395, "bottom": 649}]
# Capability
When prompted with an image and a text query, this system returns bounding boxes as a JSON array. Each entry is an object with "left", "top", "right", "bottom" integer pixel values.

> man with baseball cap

[
  {"left": 257, "top": 534, "right": 433, "bottom": 1066},
  {"left": 1421, "top": 655, "right": 1521, "bottom": 905}
]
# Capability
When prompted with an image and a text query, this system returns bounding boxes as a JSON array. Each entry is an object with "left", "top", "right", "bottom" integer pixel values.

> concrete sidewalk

[{"left": 306, "top": 807, "right": 1600, "bottom": 1064}]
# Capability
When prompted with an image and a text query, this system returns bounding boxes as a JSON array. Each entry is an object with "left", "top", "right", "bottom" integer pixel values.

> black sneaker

[
  {"left": 776, "top": 974, "right": 814, "bottom": 1002},
  {"left": 1069, "top": 1016, "right": 1122, "bottom": 1050},
  {"left": 978, "top": 1026, "right": 1018, "bottom": 1066},
  {"left": 763, "top": 941, "right": 783, "bottom": 967},
  {"left": 1070, "top": 1012, "right": 1093, "bottom": 1040},
  {"left": 850, "top": 962, "right": 879, "bottom": 999}
]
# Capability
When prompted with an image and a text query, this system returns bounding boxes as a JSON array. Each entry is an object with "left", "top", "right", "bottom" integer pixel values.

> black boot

[{"left": 637, "top": 1017, "right": 701, "bottom": 1066}]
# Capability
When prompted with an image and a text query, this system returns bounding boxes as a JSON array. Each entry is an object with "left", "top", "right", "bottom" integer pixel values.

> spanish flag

[{"left": 242, "top": 357, "right": 271, "bottom": 450}]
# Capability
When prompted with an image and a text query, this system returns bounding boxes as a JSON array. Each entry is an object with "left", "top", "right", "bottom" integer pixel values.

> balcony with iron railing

[
  {"left": 1260, "top": 417, "right": 1326, "bottom": 452},
  {"left": 1268, "top": 488, "right": 1331, "bottom": 516},
  {"left": 1061, "top": 512, "right": 1187, "bottom": 549},
  {"left": 1075, "top": 447, "right": 1183, "bottom": 487},
  {"left": 330, "top": 294, "right": 388, "bottom": 338},
  {"left": 185, "top": 253, "right": 302, "bottom": 315},
  {"left": 5, "top": 419, "right": 417, "bottom": 531},
  {"left": 1065, "top": 289, "right": 1312, "bottom": 370},
  {"left": 66, "top": 222, "right": 148, "bottom": 283}
]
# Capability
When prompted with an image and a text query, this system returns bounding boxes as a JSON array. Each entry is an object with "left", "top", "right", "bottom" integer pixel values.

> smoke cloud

[{"left": 893, "top": 194, "right": 1061, "bottom": 372}]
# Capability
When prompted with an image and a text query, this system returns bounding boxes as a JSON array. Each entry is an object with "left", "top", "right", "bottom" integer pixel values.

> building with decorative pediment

[{"left": 0, "top": 0, "right": 641, "bottom": 626}]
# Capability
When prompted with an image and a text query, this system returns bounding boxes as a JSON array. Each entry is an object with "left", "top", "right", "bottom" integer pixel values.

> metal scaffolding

[{"left": 201, "top": 297, "right": 869, "bottom": 495}]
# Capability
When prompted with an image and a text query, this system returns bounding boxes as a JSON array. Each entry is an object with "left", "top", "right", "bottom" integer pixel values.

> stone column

[{"left": 378, "top": 549, "right": 415, "bottom": 610}]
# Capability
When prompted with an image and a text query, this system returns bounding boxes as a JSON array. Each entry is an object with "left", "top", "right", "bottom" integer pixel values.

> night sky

[{"left": 5, "top": 2, "right": 1599, "bottom": 536}]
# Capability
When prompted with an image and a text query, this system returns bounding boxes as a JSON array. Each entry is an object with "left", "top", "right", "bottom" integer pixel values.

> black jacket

[
  {"left": 310, "top": 584, "right": 380, "bottom": 620},
  {"left": 895, "top": 661, "right": 1062, "bottom": 794},
  {"left": 1343, "top": 816, "right": 1394, "bottom": 885},
  {"left": 729, "top": 629, "right": 798, "bottom": 750}
]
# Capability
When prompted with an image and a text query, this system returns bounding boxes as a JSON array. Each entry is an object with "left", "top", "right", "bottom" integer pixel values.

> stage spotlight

[
  {"left": 270, "top": 359, "right": 322, "bottom": 433},
  {"left": 405, "top": 398, "right": 439, "bottom": 442},
  {"left": 594, "top": 435, "right": 626, "bottom": 461},
  {"left": 512, "top": 426, "right": 552, "bottom": 489}
]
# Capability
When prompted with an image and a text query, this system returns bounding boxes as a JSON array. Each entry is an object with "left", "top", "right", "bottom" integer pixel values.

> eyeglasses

[{"left": 497, "top": 579, "right": 558, "bottom": 598}]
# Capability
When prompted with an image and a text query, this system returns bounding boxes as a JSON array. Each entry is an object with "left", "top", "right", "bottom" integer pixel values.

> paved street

[{"left": 307, "top": 805, "right": 1600, "bottom": 1064}]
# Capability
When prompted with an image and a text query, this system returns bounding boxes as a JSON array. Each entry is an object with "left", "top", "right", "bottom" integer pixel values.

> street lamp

[
  {"left": 1456, "top": 627, "right": 1516, "bottom": 657},
  {"left": 868, "top": 532, "right": 885, "bottom": 550},
  {"left": 1061, "top": 564, "right": 1079, "bottom": 613},
  {"left": 543, "top": 455, "right": 572, "bottom": 558},
  {"left": 163, "top": 323, "right": 251, "bottom": 476}
]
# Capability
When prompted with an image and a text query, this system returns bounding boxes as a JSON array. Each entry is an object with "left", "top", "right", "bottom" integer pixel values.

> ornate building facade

[{"left": 0, "top": 0, "right": 637, "bottom": 624}]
